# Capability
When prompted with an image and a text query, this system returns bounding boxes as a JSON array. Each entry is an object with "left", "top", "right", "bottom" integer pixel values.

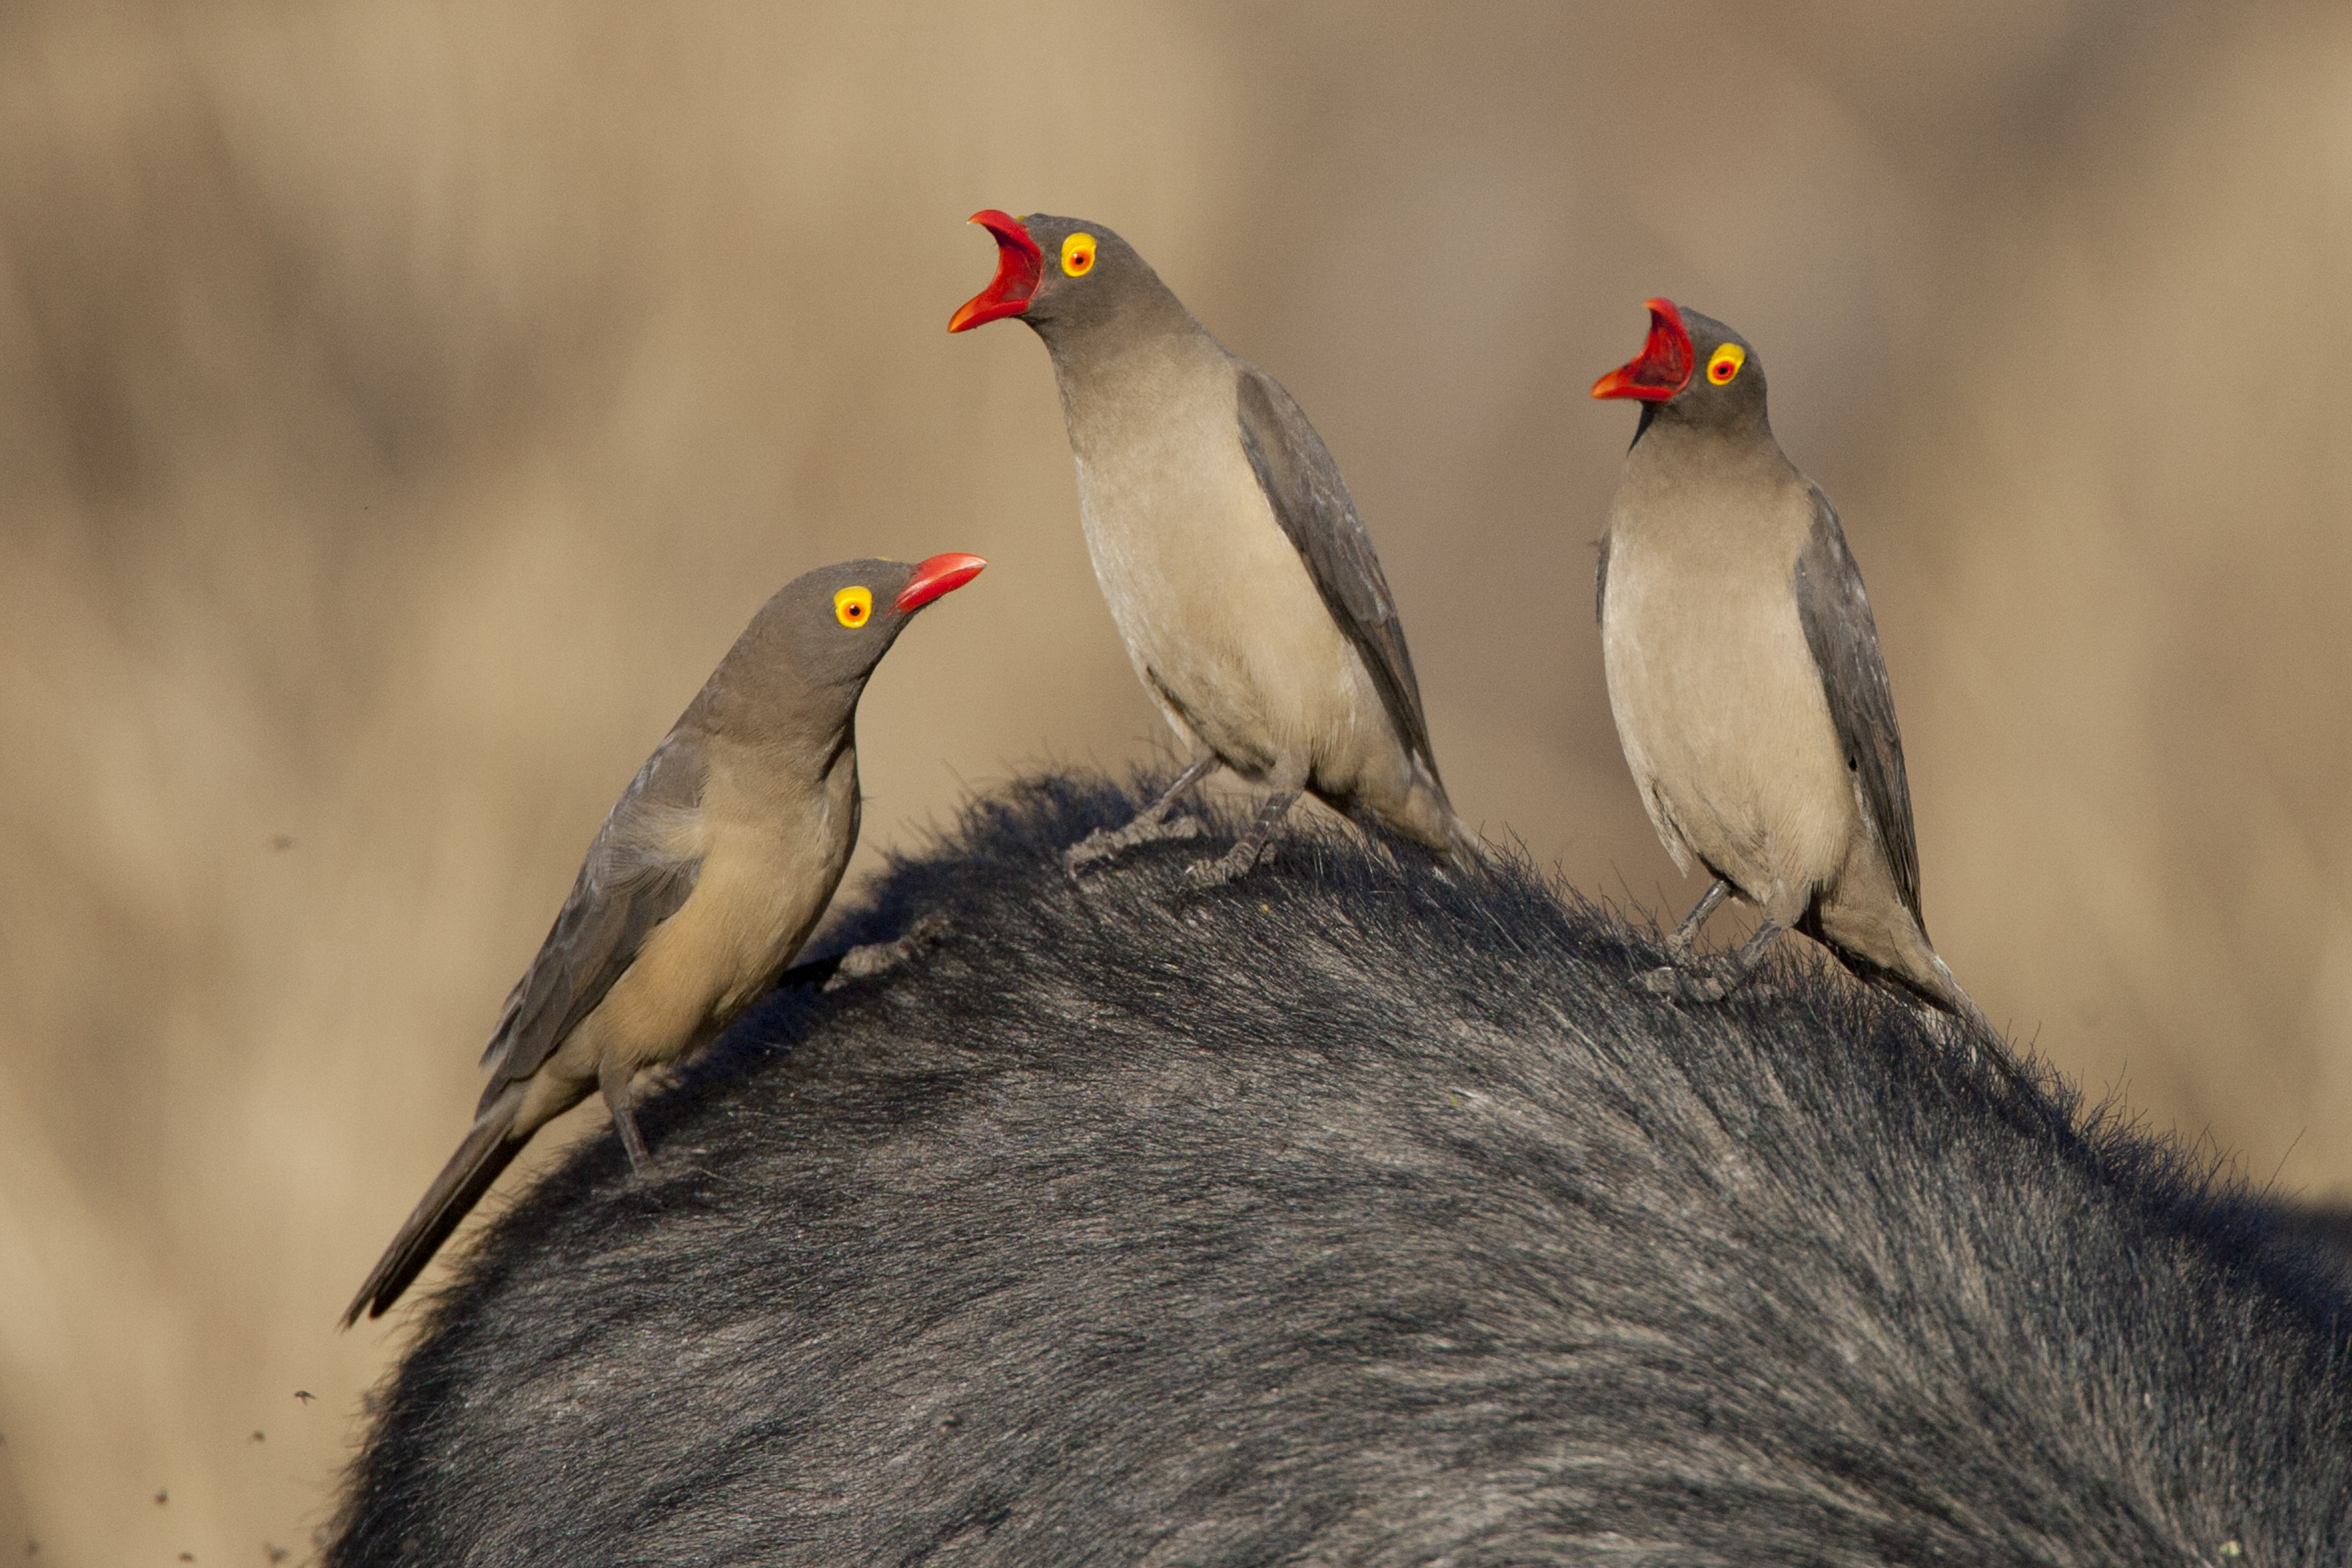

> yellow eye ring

[
  {"left": 833, "top": 585, "right": 873, "bottom": 628},
  {"left": 1707, "top": 344, "right": 1746, "bottom": 385},
  {"left": 1060, "top": 232, "right": 1096, "bottom": 277}
]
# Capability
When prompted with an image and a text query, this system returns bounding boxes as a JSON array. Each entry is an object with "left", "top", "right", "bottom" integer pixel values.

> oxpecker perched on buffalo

[
  {"left": 1592, "top": 299, "right": 1979, "bottom": 1023},
  {"left": 342, "top": 551, "right": 985, "bottom": 1324},
  {"left": 951, "top": 210, "right": 1478, "bottom": 883}
]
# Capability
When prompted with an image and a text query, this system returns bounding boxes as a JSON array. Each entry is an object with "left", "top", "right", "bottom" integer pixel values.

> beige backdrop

[{"left": 4, "top": 1, "right": 2350, "bottom": 1558}]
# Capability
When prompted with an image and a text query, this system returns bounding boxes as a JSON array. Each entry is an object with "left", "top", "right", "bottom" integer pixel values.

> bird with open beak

[
  {"left": 951, "top": 210, "right": 1478, "bottom": 883},
  {"left": 343, "top": 551, "right": 985, "bottom": 1324},
  {"left": 1592, "top": 299, "right": 1980, "bottom": 1023}
]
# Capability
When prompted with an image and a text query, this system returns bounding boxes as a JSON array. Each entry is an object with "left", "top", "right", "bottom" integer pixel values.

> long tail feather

[{"left": 341, "top": 1087, "right": 525, "bottom": 1327}]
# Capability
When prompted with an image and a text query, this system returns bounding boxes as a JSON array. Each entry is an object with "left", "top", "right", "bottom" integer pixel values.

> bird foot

[
  {"left": 1639, "top": 962, "right": 1731, "bottom": 1004},
  {"left": 1184, "top": 840, "right": 1273, "bottom": 889},
  {"left": 824, "top": 913, "right": 952, "bottom": 991},
  {"left": 1065, "top": 814, "right": 1205, "bottom": 875}
]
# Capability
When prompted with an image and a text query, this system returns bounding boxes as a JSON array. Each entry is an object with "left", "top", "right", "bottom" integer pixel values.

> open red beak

[
  {"left": 947, "top": 211, "right": 1043, "bottom": 333},
  {"left": 1591, "top": 299, "right": 1695, "bottom": 402},
  {"left": 894, "top": 552, "right": 987, "bottom": 613}
]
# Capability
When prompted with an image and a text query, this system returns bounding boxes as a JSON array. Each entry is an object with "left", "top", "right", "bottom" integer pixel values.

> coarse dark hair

[{"left": 331, "top": 771, "right": 2352, "bottom": 1566}]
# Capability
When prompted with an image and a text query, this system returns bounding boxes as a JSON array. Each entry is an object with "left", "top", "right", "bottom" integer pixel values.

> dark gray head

[
  {"left": 697, "top": 553, "right": 986, "bottom": 740},
  {"left": 947, "top": 210, "right": 1196, "bottom": 349},
  {"left": 1591, "top": 298, "right": 1771, "bottom": 444}
]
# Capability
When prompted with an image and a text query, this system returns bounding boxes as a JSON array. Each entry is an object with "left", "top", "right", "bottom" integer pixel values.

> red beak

[
  {"left": 894, "top": 552, "right": 987, "bottom": 613},
  {"left": 947, "top": 211, "right": 1043, "bottom": 333},
  {"left": 1591, "top": 299, "right": 1695, "bottom": 402}
]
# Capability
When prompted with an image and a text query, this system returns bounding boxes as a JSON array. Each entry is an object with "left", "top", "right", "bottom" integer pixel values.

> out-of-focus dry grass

[{"left": 2, "top": 1, "right": 2349, "bottom": 1556}]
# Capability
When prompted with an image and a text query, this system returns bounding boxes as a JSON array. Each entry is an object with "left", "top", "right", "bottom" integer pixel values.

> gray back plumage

[
  {"left": 1792, "top": 485, "right": 1922, "bottom": 926},
  {"left": 1235, "top": 367, "right": 1441, "bottom": 786},
  {"left": 477, "top": 732, "right": 707, "bottom": 1103}
]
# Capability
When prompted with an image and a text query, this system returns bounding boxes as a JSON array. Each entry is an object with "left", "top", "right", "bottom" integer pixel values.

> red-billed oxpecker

[
  {"left": 1592, "top": 300, "right": 1980, "bottom": 1021},
  {"left": 951, "top": 210, "right": 1476, "bottom": 883},
  {"left": 343, "top": 553, "right": 986, "bottom": 1324}
]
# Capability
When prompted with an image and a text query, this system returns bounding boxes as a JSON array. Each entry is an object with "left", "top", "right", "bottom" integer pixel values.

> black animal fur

[{"left": 330, "top": 772, "right": 2352, "bottom": 1566}]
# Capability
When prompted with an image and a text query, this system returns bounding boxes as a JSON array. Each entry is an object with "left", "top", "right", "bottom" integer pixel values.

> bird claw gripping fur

[
  {"left": 1184, "top": 840, "right": 1275, "bottom": 890},
  {"left": 1064, "top": 813, "right": 1206, "bottom": 877},
  {"left": 1639, "top": 962, "right": 1731, "bottom": 1004},
  {"left": 1641, "top": 950, "right": 1786, "bottom": 1006},
  {"left": 1641, "top": 955, "right": 1795, "bottom": 1009},
  {"left": 823, "top": 913, "right": 953, "bottom": 992}
]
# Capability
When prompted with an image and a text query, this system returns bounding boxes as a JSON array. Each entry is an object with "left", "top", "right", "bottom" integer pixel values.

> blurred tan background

[{"left": 3, "top": 0, "right": 2350, "bottom": 1557}]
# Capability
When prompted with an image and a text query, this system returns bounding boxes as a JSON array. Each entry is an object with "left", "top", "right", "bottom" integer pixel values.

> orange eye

[
  {"left": 1060, "top": 232, "right": 1096, "bottom": 277},
  {"left": 1707, "top": 344, "right": 1746, "bottom": 385},
  {"left": 833, "top": 585, "right": 872, "bottom": 628}
]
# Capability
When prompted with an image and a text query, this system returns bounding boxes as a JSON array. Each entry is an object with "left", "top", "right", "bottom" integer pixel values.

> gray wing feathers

[
  {"left": 1792, "top": 485, "right": 1923, "bottom": 925},
  {"left": 1234, "top": 366, "right": 1442, "bottom": 786},
  {"left": 475, "top": 732, "right": 706, "bottom": 1103},
  {"left": 1595, "top": 534, "right": 1610, "bottom": 627}
]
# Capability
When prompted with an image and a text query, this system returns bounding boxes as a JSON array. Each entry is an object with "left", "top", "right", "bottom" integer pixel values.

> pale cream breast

[
  {"left": 1058, "top": 338, "right": 1390, "bottom": 789},
  {"left": 1601, "top": 461, "right": 1855, "bottom": 923},
  {"left": 550, "top": 746, "right": 853, "bottom": 1090}
]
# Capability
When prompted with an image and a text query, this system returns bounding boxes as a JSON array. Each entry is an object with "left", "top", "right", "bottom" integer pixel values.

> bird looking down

[
  {"left": 1591, "top": 299, "right": 1979, "bottom": 1024},
  {"left": 951, "top": 209, "right": 1478, "bottom": 884},
  {"left": 342, "top": 551, "right": 985, "bottom": 1324}
]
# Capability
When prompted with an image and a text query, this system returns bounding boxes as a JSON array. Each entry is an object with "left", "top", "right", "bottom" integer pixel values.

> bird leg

[
  {"left": 1066, "top": 752, "right": 1220, "bottom": 874},
  {"left": 599, "top": 1056, "right": 655, "bottom": 1176},
  {"left": 1186, "top": 784, "right": 1303, "bottom": 889},
  {"left": 1642, "top": 908, "right": 1782, "bottom": 1004},
  {"left": 1662, "top": 877, "right": 1733, "bottom": 957}
]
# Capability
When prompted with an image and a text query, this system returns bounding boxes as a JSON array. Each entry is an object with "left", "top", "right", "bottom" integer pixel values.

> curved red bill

[
  {"left": 895, "top": 552, "right": 987, "bottom": 613},
  {"left": 1591, "top": 298, "right": 1695, "bottom": 402},
  {"left": 947, "top": 211, "right": 1044, "bottom": 333}
]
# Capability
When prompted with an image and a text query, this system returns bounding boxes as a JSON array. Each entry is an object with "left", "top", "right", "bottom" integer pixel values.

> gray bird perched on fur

[
  {"left": 342, "top": 551, "right": 985, "bottom": 1324},
  {"left": 1591, "top": 299, "right": 1976, "bottom": 1021},
  {"left": 950, "top": 210, "right": 1477, "bottom": 883}
]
